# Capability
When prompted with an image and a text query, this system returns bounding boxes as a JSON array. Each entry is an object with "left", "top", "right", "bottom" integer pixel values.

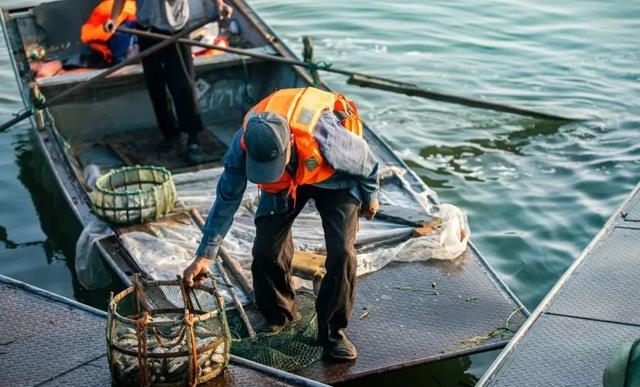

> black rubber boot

[{"left": 324, "top": 335, "right": 358, "bottom": 361}]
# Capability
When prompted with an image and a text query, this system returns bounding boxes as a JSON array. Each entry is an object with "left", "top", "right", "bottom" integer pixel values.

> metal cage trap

[{"left": 106, "top": 275, "right": 231, "bottom": 386}]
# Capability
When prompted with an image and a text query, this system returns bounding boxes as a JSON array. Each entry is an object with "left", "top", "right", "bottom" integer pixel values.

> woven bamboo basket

[{"left": 92, "top": 165, "right": 177, "bottom": 225}]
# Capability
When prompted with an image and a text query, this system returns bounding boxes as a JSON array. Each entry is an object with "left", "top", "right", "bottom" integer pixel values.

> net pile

[
  {"left": 227, "top": 291, "right": 323, "bottom": 372},
  {"left": 92, "top": 165, "right": 177, "bottom": 225},
  {"left": 107, "top": 278, "right": 231, "bottom": 386}
]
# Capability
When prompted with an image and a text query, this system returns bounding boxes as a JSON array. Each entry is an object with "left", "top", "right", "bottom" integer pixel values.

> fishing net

[
  {"left": 226, "top": 291, "right": 324, "bottom": 372},
  {"left": 92, "top": 165, "right": 177, "bottom": 225},
  {"left": 106, "top": 277, "right": 231, "bottom": 386}
]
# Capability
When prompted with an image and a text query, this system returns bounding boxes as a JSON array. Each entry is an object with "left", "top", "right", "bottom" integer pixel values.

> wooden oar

[
  {"left": 119, "top": 27, "right": 586, "bottom": 122},
  {"left": 0, "top": 19, "right": 210, "bottom": 134},
  {"left": 347, "top": 74, "right": 577, "bottom": 121}
]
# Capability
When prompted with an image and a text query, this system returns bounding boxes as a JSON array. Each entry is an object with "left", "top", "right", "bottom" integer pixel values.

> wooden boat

[{"left": 1, "top": 0, "right": 527, "bottom": 384}]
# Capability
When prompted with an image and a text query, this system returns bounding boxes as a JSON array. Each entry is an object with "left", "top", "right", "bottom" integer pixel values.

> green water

[{"left": 1, "top": 0, "right": 639, "bottom": 385}]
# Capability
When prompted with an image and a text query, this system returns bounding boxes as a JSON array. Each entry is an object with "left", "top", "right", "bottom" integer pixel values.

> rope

[
  {"left": 183, "top": 314, "right": 199, "bottom": 387},
  {"left": 32, "top": 94, "right": 46, "bottom": 110},
  {"left": 178, "top": 277, "right": 199, "bottom": 387},
  {"left": 306, "top": 61, "right": 333, "bottom": 71},
  {"left": 135, "top": 312, "right": 152, "bottom": 387}
]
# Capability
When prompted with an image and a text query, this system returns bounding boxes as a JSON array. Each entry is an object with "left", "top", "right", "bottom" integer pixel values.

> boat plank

[{"left": 477, "top": 183, "right": 640, "bottom": 386}]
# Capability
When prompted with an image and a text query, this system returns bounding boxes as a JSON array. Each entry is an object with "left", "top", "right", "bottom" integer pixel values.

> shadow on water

[
  {"left": 341, "top": 348, "right": 502, "bottom": 387},
  {"left": 15, "top": 132, "right": 115, "bottom": 310},
  {"left": 421, "top": 119, "right": 569, "bottom": 158},
  {"left": 0, "top": 225, "right": 42, "bottom": 249},
  {"left": 340, "top": 352, "right": 496, "bottom": 387},
  {"left": 414, "top": 119, "right": 570, "bottom": 186}
]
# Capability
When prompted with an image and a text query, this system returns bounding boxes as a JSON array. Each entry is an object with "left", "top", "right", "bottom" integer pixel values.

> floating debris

[
  {"left": 459, "top": 327, "right": 511, "bottom": 346},
  {"left": 459, "top": 307, "right": 522, "bottom": 346},
  {"left": 393, "top": 285, "right": 439, "bottom": 295},
  {"left": 466, "top": 296, "right": 479, "bottom": 302}
]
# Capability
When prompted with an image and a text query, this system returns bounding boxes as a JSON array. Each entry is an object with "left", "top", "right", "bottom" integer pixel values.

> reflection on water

[
  {"left": 0, "top": 225, "right": 42, "bottom": 249},
  {"left": 9, "top": 135, "right": 115, "bottom": 309}
]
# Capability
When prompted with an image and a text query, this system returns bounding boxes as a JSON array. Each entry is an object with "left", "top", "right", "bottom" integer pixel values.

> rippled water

[{"left": 1, "top": 0, "right": 639, "bottom": 384}]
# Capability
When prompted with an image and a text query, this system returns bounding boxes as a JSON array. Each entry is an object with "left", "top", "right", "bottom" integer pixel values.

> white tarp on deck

[{"left": 77, "top": 167, "right": 470, "bottom": 294}]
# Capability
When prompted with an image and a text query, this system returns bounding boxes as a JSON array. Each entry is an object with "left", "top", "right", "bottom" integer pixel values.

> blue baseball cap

[{"left": 244, "top": 112, "right": 290, "bottom": 184}]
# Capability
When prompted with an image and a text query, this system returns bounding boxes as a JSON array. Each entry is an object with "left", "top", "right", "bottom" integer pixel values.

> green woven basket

[{"left": 92, "top": 166, "right": 177, "bottom": 225}]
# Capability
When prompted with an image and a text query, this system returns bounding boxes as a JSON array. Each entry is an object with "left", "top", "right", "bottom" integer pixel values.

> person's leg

[
  {"left": 312, "top": 187, "right": 359, "bottom": 360},
  {"left": 137, "top": 32, "right": 179, "bottom": 140},
  {"left": 252, "top": 189, "right": 310, "bottom": 326},
  {"left": 163, "top": 38, "right": 204, "bottom": 145}
]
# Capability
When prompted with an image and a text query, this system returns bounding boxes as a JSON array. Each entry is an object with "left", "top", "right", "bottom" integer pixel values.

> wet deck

[
  {"left": 295, "top": 245, "right": 527, "bottom": 384},
  {"left": 476, "top": 183, "right": 640, "bottom": 386},
  {"left": 0, "top": 274, "right": 328, "bottom": 387}
]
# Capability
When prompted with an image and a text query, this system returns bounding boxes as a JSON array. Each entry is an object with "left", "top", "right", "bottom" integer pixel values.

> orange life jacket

[
  {"left": 241, "top": 87, "right": 363, "bottom": 199},
  {"left": 80, "top": 0, "right": 137, "bottom": 63}
]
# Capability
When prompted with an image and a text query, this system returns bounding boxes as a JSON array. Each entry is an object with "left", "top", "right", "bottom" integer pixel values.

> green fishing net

[{"left": 226, "top": 291, "right": 323, "bottom": 372}]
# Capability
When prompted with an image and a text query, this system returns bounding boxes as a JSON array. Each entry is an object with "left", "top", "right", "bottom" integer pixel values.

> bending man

[{"left": 183, "top": 87, "right": 379, "bottom": 361}]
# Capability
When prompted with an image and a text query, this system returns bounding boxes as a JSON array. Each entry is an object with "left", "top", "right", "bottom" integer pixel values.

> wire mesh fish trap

[
  {"left": 92, "top": 165, "right": 177, "bottom": 225},
  {"left": 107, "top": 277, "right": 231, "bottom": 387}
]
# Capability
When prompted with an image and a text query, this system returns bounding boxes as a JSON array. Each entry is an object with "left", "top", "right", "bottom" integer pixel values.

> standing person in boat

[
  {"left": 104, "top": 0, "right": 233, "bottom": 163},
  {"left": 183, "top": 87, "right": 380, "bottom": 361}
]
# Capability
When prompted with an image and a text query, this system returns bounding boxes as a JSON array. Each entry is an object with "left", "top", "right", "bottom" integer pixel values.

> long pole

[
  {"left": 0, "top": 19, "right": 210, "bottom": 133},
  {"left": 120, "top": 27, "right": 586, "bottom": 122},
  {"left": 188, "top": 207, "right": 257, "bottom": 340}
]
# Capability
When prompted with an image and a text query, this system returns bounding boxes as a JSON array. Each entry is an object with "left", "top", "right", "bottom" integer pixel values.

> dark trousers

[
  {"left": 252, "top": 186, "right": 359, "bottom": 346},
  {"left": 137, "top": 28, "right": 204, "bottom": 140}
]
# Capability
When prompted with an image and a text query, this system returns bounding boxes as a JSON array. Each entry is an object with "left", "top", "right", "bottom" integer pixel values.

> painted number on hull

[{"left": 197, "top": 78, "right": 254, "bottom": 114}]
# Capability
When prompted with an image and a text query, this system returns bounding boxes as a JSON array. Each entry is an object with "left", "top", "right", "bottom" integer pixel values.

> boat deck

[
  {"left": 295, "top": 246, "right": 527, "bottom": 384},
  {"left": 476, "top": 183, "right": 640, "bottom": 386},
  {"left": 0, "top": 274, "right": 328, "bottom": 387}
]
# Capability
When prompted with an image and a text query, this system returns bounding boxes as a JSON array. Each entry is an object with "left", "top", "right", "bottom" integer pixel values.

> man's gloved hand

[
  {"left": 360, "top": 198, "right": 379, "bottom": 220},
  {"left": 183, "top": 256, "right": 211, "bottom": 287},
  {"left": 103, "top": 19, "right": 116, "bottom": 33}
]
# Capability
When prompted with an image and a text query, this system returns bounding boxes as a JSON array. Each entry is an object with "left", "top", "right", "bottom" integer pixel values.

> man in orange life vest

[{"left": 183, "top": 87, "right": 379, "bottom": 361}]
